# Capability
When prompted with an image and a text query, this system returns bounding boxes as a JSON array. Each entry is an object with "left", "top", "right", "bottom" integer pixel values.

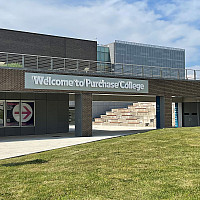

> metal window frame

[
  {"left": 3, "top": 100, "right": 35, "bottom": 128},
  {"left": 0, "top": 100, "right": 5, "bottom": 128},
  {"left": 21, "top": 101, "right": 35, "bottom": 127}
]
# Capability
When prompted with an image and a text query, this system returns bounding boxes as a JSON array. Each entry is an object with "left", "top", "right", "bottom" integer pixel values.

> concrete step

[
  {"left": 94, "top": 102, "right": 156, "bottom": 127},
  {"left": 94, "top": 118, "right": 104, "bottom": 122}
]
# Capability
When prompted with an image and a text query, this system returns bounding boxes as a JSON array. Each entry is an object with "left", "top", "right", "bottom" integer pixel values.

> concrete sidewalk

[{"left": 0, "top": 126, "right": 154, "bottom": 160}]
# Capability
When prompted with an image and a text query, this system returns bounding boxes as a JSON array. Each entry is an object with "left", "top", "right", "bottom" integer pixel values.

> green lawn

[{"left": 0, "top": 127, "right": 200, "bottom": 200}]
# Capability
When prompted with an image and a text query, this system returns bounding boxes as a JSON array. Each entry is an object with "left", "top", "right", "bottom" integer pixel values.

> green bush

[{"left": 0, "top": 62, "right": 23, "bottom": 68}]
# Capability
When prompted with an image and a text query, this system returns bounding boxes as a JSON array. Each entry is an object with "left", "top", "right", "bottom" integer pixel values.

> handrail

[{"left": 0, "top": 51, "right": 199, "bottom": 81}]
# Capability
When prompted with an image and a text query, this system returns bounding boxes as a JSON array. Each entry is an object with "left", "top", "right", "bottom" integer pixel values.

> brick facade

[
  {"left": 0, "top": 29, "right": 97, "bottom": 61},
  {"left": 1, "top": 67, "right": 200, "bottom": 129},
  {"left": 75, "top": 93, "right": 92, "bottom": 136}
]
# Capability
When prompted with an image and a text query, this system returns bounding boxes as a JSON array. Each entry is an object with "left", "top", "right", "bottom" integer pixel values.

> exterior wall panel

[
  {"left": 47, "top": 100, "right": 58, "bottom": 134},
  {"left": 35, "top": 100, "right": 47, "bottom": 135},
  {"left": 0, "top": 29, "right": 97, "bottom": 61},
  {"left": 57, "top": 100, "right": 69, "bottom": 133},
  {"left": 1, "top": 67, "right": 200, "bottom": 133},
  {"left": 21, "top": 127, "right": 35, "bottom": 135},
  {"left": 0, "top": 128, "right": 5, "bottom": 137},
  {"left": 5, "top": 127, "right": 21, "bottom": 136}
]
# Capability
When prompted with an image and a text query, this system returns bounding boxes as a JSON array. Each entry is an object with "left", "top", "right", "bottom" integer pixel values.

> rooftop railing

[{"left": 0, "top": 51, "right": 199, "bottom": 81}]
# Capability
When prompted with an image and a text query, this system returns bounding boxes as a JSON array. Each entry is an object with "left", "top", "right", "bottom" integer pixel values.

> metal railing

[{"left": 0, "top": 51, "right": 199, "bottom": 81}]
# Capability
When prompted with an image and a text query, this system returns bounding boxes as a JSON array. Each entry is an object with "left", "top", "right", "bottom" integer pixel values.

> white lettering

[
  {"left": 115, "top": 82, "right": 119, "bottom": 88},
  {"left": 32, "top": 76, "right": 44, "bottom": 85},
  {"left": 69, "top": 80, "right": 73, "bottom": 86},
  {"left": 52, "top": 79, "right": 56, "bottom": 85},
  {"left": 79, "top": 80, "right": 84, "bottom": 87},
  {"left": 110, "top": 82, "right": 115, "bottom": 88},
  {"left": 56, "top": 79, "right": 61, "bottom": 86},
  {"left": 120, "top": 81, "right": 125, "bottom": 88},
  {"left": 86, "top": 79, "right": 91, "bottom": 87},
  {"left": 98, "top": 81, "right": 103, "bottom": 88},
  {"left": 30, "top": 74, "right": 146, "bottom": 92},
  {"left": 44, "top": 78, "right": 49, "bottom": 85}
]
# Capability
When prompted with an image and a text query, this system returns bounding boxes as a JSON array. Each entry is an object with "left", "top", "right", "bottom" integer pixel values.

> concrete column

[
  {"left": 75, "top": 93, "right": 92, "bottom": 137},
  {"left": 156, "top": 96, "right": 172, "bottom": 128}
]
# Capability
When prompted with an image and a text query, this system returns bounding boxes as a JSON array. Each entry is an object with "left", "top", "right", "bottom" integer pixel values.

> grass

[
  {"left": 0, "top": 127, "right": 200, "bottom": 200},
  {"left": 0, "top": 62, "right": 23, "bottom": 68}
]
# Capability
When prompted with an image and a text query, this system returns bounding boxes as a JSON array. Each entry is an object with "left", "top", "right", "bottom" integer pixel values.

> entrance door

[{"left": 183, "top": 102, "right": 198, "bottom": 127}]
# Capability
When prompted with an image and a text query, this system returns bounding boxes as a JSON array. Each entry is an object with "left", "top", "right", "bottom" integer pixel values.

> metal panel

[
  {"left": 5, "top": 127, "right": 21, "bottom": 136},
  {"left": 21, "top": 92, "right": 35, "bottom": 100},
  {"left": 0, "top": 92, "right": 6, "bottom": 99},
  {"left": 6, "top": 92, "right": 21, "bottom": 100},
  {"left": 0, "top": 128, "right": 5, "bottom": 136},
  {"left": 21, "top": 127, "right": 35, "bottom": 135},
  {"left": 183, "top": 102, "right": 198, "bottom": 127},
  {"left": 47, "top": 100, "right": 57, "bottom": 133},
  {"left": 57, "top": 101, "right": 69, "bottom": 133},
  {"left": 35, "top": 93, "right": 47, "bottom": 100},
  {"left": 35, "top": 100, "right": 47, "bottom": 135}
]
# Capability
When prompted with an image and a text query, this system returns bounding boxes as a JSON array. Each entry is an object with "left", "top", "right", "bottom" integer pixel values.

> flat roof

[
  {"left": 0, "top": 28, "right": 96, "bottom": 43},
  {"left": 114, "top": 40, "right": 185, "bottom": 52}
]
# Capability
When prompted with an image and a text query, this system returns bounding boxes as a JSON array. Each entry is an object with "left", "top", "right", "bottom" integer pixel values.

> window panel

[
  {"left": 0, "top": 101, "right": 4, "bottom": 127},
  {"left": 21, "top": 102, "right": 34, "bottom": 127},
  {"left": 6, "top": 101, "right": 20, "bottom": 127}
]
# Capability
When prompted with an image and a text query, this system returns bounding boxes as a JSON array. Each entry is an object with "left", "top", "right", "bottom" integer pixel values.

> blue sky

[{"left": 0, "top": 0, "right": 200, "bottom": 68}]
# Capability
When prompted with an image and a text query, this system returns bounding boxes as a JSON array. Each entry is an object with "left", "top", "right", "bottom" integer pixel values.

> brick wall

[
  {"left": 82, "top": 93, "right": 92, "bottom": 136},
  {"left": 0, "top": 29, "right": 97, "bottom": 61},
  {"left": 1, "top": 67, "right": 200, "bottom": 128}
]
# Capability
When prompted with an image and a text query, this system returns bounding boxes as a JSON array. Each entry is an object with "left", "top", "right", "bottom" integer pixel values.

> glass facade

[
  {"left": 97, "top": 46, "right": 110, "bottom": 62},
  {"left": 97, "top": 45, "right": 111, "bottom": 72},
  {"left": 108, "top": 40, "right": 185, "bottom": 79},
  {"left": 114, "top": 41, "right": 185, "bottom": 67}
]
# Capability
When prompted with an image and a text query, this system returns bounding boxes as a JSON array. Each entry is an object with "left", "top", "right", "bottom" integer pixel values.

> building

[
  {"left": 105, "top": 40, "right": 185, "bottom": 79},
  {"left": 0, "top": 28, "right": 96, "bottom": 136},
  {"left": 0, "top": 28, "right": 200, "bottom": 137},
  {"left": 94, "top": 40, "right": 186, "bottom": 119}
]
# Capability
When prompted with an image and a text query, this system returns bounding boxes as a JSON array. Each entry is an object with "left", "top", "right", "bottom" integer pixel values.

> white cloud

[{"left": 0, "top": 0, "right": 200, "bottom": 67}]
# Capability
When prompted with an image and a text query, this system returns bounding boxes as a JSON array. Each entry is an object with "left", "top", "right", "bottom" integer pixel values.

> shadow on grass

[{"left": 1, "top": 159, "right": 48, "bottom": 167}]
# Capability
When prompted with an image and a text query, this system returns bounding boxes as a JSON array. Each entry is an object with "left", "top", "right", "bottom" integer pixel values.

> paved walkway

[{"left": 0, "top": 126, "right": 154, "bottom": 160}]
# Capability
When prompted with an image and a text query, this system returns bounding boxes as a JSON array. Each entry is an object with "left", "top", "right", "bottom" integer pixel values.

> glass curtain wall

[
  {"left": 97, "top": 46, "right": 111, "bottom": 72},
  {"left": 114, "top": 41, "right": 185, "bottom": 79}
]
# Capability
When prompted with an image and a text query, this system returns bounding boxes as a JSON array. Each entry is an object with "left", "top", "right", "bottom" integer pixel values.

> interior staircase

[{"left": 93, "top": 102, "right": 156, "bottom": 127}]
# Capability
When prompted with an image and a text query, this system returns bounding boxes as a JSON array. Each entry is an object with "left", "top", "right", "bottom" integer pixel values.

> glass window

[
  {"left": 100, "top": 47, "right": 104, "bottom": 52},
  {"left": 0, "top": 101, "right": 4, "bottom": 127},
  {"left": 21, "top": 102, "right": 34, "bottom": 127},
  {"left": 6, "top": 101, "right": 20, "bottom": 127},
  {"left": 97, "top": 52, "right": 101, "bottom": 61},
  {"left": 97, "top": 46, "right": 101, "bottom": 51},
  {"left": 105, "top": 47, "right": 109, "bottom": 53},
  {"left": 104, "top": 53, "right": 110, "bottom": 62},
  {"left": 101, "top": 53, "right": 105, "bottom": 61}
]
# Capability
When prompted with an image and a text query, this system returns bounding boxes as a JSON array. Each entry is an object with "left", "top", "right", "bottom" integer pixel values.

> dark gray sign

[{"left": 25, "top": 72, "right": 148, "bottom": 93}]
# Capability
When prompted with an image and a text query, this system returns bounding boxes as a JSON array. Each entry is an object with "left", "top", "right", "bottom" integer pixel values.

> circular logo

[
  {"left": 13, "top": 104, "right": 20, "bottom": 122},
  {"left": 13, "top": 103, "right": 33, "bottom": 122}
]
